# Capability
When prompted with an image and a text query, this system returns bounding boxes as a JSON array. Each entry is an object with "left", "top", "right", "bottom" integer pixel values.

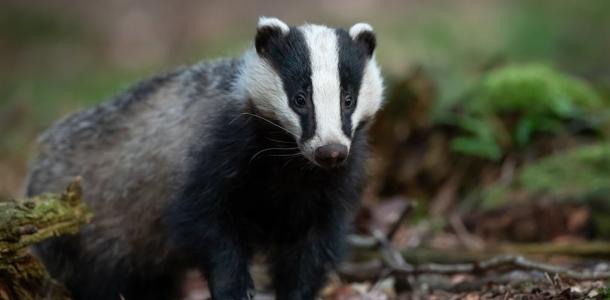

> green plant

[
  {"left": 449, "top": 64, "right": 603, "bottom": 160},
  {"left": 479, "top": 142, "right": 610, "bottom": 209},
  {"left": 519, "top": 143, "right": 610, "bottom": 200}
]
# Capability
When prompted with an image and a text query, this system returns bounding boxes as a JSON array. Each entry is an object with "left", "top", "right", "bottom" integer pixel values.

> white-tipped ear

[
  {"left": 255, "top": 17, "right": 290, "bottom": 56},
  {"left": 349, "top": 23, "right": 374, "bottom": 40},
  {"left": 257, "top": 17, "right": 289, "bottom": 35},
  {"left": 349, "top": 23, "right": 376, "bottom": 57}
]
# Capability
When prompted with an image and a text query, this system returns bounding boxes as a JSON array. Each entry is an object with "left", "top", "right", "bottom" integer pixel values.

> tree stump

[{"left": 0, "top": 178, "right": 92, "bottom": 300}]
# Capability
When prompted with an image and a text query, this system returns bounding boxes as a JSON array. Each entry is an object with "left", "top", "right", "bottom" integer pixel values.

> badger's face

[{"left": 240, "top": 17, "right": 383, "bottom": 168}]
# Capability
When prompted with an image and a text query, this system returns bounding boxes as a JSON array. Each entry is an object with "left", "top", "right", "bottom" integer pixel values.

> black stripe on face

[
  {"left": 336, "top": 29, "right": 368, "bottom": 137},
  {"left": 257, "top": 28, "right": 315, "bottom": 142}
]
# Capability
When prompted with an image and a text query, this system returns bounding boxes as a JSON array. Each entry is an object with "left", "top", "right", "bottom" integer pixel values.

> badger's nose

[{"left": 315, "top": 144, "right": 348, "bottom": 167}]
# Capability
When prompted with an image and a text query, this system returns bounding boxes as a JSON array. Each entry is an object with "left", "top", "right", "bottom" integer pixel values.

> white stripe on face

[
  {"left": 351, "top": 58, "right": 383, "bottom": 130},
  {"left": 300, "top": 25, "right": 350, "bottom": 154}
]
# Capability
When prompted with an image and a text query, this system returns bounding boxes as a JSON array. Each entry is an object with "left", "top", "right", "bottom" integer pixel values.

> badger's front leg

[
  {"left": 271, "top": 226, "right": 345, "bottom": 300},
  {"left": 198, "top": 223, "right": 254, "bottom": 300},
  {"left": 170, "top": 208, "right": 254, "bottom": 299},
  {"left": 168, "top": 184, "right": 255, "bottom": 299}
]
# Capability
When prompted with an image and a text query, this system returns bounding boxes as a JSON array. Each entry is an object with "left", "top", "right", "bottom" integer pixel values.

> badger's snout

[{"left": 314, "top": 143, "right": 348, "bottom": 168}]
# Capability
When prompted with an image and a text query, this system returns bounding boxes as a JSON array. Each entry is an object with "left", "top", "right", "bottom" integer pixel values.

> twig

[
  {"left": 372, "top": 229, "right": 412, "bottom": 272},
  {"left": 347, "top": 199, "right": 414, "bottom": 249},
  {"left": 347, "top": 234, "right": 378, "bottom": 249},
  {"left": 404, "top": 255, "right": 610, "bottom": 280},
  {"left": 372, "top": 231, "right": 610, "bottom": 281},
  {"left": 449, "top": 214, "right": 484, "bottom": 251},
  {"left": 386, "top": 201, "right": 415, "bottom": 241},
  {"left": 345, "top": 201, "right": 415, "bottom": 250},
  {"left": 345, "top": 201, "right": 610, "bottom": 284}
]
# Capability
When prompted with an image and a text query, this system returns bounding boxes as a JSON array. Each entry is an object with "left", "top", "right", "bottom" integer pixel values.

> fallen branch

[
  {"left": 346, "top": 200, "right": 415, "bottom": 250},
  {"left": 396, "top": 254, "right": 610, "bottom": 281},
  {"left": 386, "top": 201, "right": 415, "bottom": 241},
  {"left": 374, "top": 228, "right": 610, "bottom": 282},
  {"left": 0, "top": 178, "right": 91, "bottom": 256},
  {"left": 0, "top": 178, "right": 92, "bottom": 300},
  {"left": 343, "top": 204, "right": 610, "bottom": 286}
]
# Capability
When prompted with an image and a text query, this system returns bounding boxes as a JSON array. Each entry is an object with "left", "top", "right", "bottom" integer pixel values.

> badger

[{"left": 25, "top": 17, "right": 384, "bottom": 300}]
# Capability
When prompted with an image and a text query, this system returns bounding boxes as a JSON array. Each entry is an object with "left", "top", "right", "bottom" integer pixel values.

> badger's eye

[
  {"left": 343, "top": 93, "right": 354, "bottom": 109},
  {"left": 293, "top": 93, "right": 307, "bottom": 107}
]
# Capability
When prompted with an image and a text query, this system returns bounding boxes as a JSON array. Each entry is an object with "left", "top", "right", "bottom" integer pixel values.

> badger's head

[{"left": 238, "top": 17, "right": 383, "bottom": 168}]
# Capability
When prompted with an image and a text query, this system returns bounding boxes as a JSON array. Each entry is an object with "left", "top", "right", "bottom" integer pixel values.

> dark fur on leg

[
  {"left": 167, "top": 106, "right": 369, "bottom": 300},
  {"left": 272, "top": 223, "right": 347, "bottom": 300},
  {"left": 169, "top": 208, "right": 254, "bottom": 299}
]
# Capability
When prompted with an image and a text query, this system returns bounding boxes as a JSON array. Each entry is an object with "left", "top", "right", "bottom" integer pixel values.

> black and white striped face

[{"left": 240, "top": 17, "right": 383, "bottom": 168}]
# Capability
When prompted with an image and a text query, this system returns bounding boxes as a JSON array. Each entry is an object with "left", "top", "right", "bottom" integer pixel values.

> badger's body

[
  {"left": 26, "top": 60, "right": 243, "bottom": 299},
  {"left": 26, "top": 18, "right": 383, "bottom": 300}
]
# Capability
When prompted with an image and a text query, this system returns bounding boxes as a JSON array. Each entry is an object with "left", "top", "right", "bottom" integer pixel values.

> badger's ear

[
  {"left": 349, "top": 23, "right": 376, "bottom": 57},
  {"left": 255, "top": 17, "right": 289, "bottom": 56}
]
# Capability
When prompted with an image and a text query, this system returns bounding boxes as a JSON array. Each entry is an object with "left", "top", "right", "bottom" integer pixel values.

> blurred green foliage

[
  {"left": 520, "top": 143, "right": 610, "bottom": 201},
  {"left": 481, "top": 143, "right": 610, "bottom": 209},
  {"left": 449, "top": 64, "right": 603, "bottom": 160},
  {"left": 1, "top": 69, "right": 144, "bottom": 157},
  {"left": 0, "top": 6, "right": 83, "bottom": 47},
  {"left": 0, "top": 6, "right": 147, "bottom": 166}
]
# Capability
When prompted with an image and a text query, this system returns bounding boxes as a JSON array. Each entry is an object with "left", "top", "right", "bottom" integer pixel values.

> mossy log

[{"left": 0, "top": 178, "right": 92, "bottom": 300}]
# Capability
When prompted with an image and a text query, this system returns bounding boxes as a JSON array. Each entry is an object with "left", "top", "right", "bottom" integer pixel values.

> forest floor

[
  {"left": 180, "top": 262, "right": 610, "bottom": 299},
  {"left": 179, "top": 200, "right": 610, "bottom": 300}
]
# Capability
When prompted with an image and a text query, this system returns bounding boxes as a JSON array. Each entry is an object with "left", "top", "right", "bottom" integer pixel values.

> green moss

[
  {"left": 479, "top": 143, "right": 610, "bottom": 209},
  {"left": 450, "top": 64, "right": 603, "bottom": 160},
  {"left": 519, "top": 143, "right": 610, "bottom": 200},
  {"left": 0, "top": 179, "right": 92, "bottom": 255},
  {"left": 0, "top": 180, "right": 89, "bottom": 299}
]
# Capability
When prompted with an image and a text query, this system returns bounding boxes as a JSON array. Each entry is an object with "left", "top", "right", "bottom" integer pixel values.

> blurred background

[{"left": 2, "top": 0, "right": 610, "bottom": 297}]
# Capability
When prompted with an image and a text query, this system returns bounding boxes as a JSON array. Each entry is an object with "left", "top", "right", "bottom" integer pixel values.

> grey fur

[{"left": 25, "top": 58, "right": 244, "bottom": 292}]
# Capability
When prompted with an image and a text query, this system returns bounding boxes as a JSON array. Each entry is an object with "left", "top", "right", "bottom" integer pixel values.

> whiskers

[
  {"left": 239, "top": 112, "right": 299, "bottom": 139},
  {"left": 249, "top": 146, "right": 300, "bottom": 165},
  {"left": 265, "top": 137, "right": 296, "bottom": 145},
  {"left": 270, "top": 152, "right": 305, "bottom": 168},
  {"left": 231, "top": 112, "right": 310, "bottom": 167},
  {"left": 268, "top": 153, "right": 303, "bottom": 158}
]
